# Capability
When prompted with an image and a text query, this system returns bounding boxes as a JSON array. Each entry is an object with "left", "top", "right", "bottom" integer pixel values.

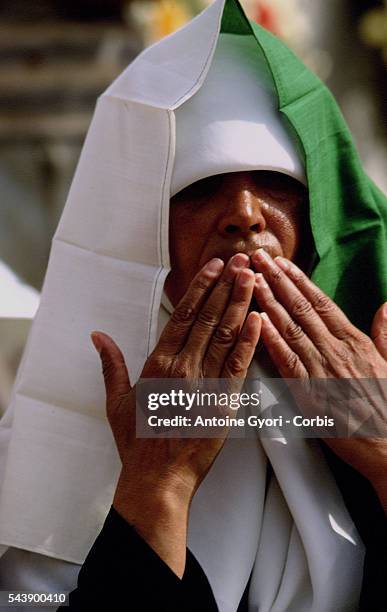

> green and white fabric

[{"left": 0, "top": 1, "right": 385, "bottom": 610}]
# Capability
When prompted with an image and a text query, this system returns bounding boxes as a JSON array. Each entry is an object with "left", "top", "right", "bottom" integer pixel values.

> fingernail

[
  {"left": 239, "top": 269, "right": 254, "bottom": 286},
  {"left": 206, "top": 258, "right": 224, "bottom": 273},
  {"left": 260, "top": 312, "right": 269, "bottom": 322},
  {"left": 275, "top": 256, "right": 289, "bottom": 270},
  {"left": 254, "top": 248, "right": 271, "bottom": 263},
  {"left": 248, "top": 311, "right": 261, "bottom": 324},
  {"left": 245, "top": 311, "right": 261, "bottom": 335},
  {"left": 255, "top": 273, "right": 268, "bottom": 289},
  {"left": 90, "top": 332, "right": 101, "bottom": 353},
  {"left": 231, "top": 253, "right": 249, "bottom": 269},
  {"left": 91, "top": 332, "right": 102, "bottom": 353}
]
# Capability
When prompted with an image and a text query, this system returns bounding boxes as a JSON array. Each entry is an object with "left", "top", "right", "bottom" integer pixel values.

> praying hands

[
  {"left": 252, "top": 249, "right": 387, "bottom": 511},
  {"left": 91, "top": 249, "right": 386, "bottom": 584}
]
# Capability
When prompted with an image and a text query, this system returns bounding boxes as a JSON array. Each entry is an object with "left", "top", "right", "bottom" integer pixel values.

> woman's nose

[{"left": 217, "top": 196, "right": 266, "bottom": 238}]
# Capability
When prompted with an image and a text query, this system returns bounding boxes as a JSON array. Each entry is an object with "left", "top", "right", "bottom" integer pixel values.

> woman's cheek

[{"left": 267, "top": 219, "right": 299, "bottom": 260}]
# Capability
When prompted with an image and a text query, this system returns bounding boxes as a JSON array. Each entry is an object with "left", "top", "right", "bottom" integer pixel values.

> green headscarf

[
  {"left": 223, "top": 3, "right": 387, "bottom": 607},
  {"left": 222, "top": 0, "right": 387, "bottom": 334}
]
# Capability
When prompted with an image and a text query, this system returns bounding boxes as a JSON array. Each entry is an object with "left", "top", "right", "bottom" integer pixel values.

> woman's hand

[
  {"left": 91, "top": 253, "right": 261, "bottom": 575},
  {"left": 252, "top": 248, "right": 387, "bottom": 511}
]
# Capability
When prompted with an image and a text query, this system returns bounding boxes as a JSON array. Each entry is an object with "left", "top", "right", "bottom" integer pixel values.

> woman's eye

[
  {"left": 177, "top": 175, "right": 224, "bottom": 200},
  {"left": 264, "top": 190, "right": 294, "bottom": 203},
  {"left": 252, "top": 171, "right": 307, "bottom": 204}
]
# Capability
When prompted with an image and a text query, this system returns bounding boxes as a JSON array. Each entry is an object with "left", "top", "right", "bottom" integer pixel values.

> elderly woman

[{"left": 0, "top": 1, "right": 386, "bottom": 611}]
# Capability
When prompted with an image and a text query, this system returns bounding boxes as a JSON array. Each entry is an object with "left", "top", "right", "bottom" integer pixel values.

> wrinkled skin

[
  {"left": 93, "top": 170, "right": 387, "bottom": 576},
  {"left": 165, "top": 170, "right": 310, "bottom": 306},
  {"left": 92, "top": 254, "right": 261, "bottom": 576}
]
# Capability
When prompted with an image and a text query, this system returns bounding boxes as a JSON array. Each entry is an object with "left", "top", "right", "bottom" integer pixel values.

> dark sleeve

[
  {"left": 59, "top": 507, "right": 218, "bottom": 612},
  {"left": 321, "top": 445, "right": 387, "bottom": 612}
]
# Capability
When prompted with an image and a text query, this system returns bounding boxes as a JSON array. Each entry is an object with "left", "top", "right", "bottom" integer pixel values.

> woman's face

[{"left": 165, "top": 170, "right": 311, "bottom": 306}]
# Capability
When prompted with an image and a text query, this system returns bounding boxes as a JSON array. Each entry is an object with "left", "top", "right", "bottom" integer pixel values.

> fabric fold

[{"left": 0, "top": 1, "right": 383, "bottom": 610}]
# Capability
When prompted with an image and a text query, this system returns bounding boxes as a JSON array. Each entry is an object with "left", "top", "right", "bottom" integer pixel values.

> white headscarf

[
  {"left": 0, "top": 1, "right": 363, "bottom": 610},
  {"left": 172, "top": 32, "right": 306, "bottom": 196}
]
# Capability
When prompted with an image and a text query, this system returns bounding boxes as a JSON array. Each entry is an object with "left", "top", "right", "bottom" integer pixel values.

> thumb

[
  {"left": 91, "top": 332, "right": 131, "bottom": 409},
  {"left": 370, "top": 302, "right": 387, "bottom": 360}
]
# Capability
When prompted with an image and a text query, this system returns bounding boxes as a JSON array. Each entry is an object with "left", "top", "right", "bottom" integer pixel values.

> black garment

[
  {"left": 322, "top": 446, "right": 387, "bottom": 612},
  {"left": 60, "top": 507, "right": 218, "bottom": 612},
  {"left": 61, "top": 495, "right": 386, "bottom": 612}
]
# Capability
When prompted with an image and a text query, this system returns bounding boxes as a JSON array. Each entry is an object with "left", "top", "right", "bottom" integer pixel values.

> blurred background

[{"left": 0, "top": 0, "right": 386, "bottom": 411}]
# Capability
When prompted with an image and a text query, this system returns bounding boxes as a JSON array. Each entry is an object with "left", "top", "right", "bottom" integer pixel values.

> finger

[
  {"left": 253, "top": 273, "right": 325, "bottom": 374},
  {"left": 222, "top": 311, "right": 262, "bottom": 379},
  {"left": 259, "top": 312, "right": 308, "bottom": 379},
  {"left": 157, "top": 258, "right": 224, "bottom": 355},
  {"left": 371, "top": 302, "right": 387, "bottom": 359},
  {"left": 91, "top": 331, "right": 131, "bottom": 418},
  {"left": 182, "top": 253, "right": 249, "bottom": 361},
  {"left": 252, "top": 249, "right": 336, "bottom": 352},
  {"left": 203, "top": 268, "right": 255, "bottom": 377},
  {"left": 271, "top": 255, "right": 357, "bottom": 341}
]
